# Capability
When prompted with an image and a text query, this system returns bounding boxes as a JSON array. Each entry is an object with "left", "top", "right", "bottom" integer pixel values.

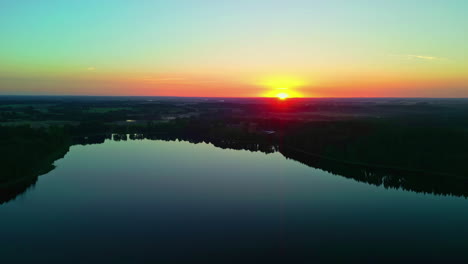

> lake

[{"left": 1, "top": 137, "right": 468, "bottom": 263}]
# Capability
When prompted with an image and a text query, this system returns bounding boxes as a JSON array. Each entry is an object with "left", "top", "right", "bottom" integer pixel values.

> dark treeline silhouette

[
  {"left": 2, "top": 116, "right": 468, "bottom": 205},
  {"left": 75, "top": 117, "right": 468, "bottom": 198},
  {"left": 0, "top": 126, "right": 70, "bottom": 205},
  {"left": 104, "top": 117, "right": 468, "bottom": 178},
  {"left": 117, "top": 130, "right": 468, "bottom": 198},
  {"left": 281, "top": 120, "right": 468, "bottom": 177},
  {"left": 73, "top": 134, "right": 112, "bottom": 145},
  {"left": 280, "top": 146, "right": 468, "bottom": 197}
]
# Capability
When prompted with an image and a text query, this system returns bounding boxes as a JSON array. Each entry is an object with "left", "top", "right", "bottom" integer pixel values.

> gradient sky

[{"left": 1, "top": 0, "right": 467, "bottom": 97}]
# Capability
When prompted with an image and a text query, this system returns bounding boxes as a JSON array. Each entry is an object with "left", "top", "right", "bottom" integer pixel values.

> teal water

[{"left": 1, "top": 138, "right": 467, "bottom": 263}]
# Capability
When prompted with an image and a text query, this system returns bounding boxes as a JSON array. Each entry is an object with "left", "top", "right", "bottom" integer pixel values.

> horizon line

[{"left": 1, "top": 95, "right": 468, "bottom": 99}]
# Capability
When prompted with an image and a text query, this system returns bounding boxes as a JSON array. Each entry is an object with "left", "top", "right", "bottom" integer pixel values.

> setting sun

[
  {"left": 276, "top": 92, "right": 289, "bottom": 100},
  {"left": 259, "top": 76, "right": 306, "bottom": 99}
]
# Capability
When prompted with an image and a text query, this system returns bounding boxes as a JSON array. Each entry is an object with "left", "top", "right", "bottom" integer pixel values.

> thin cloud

[
  {"left": 142, "top": 77, "right": 220, "bottom": 84},
  {"left": 406, "top": 55, "right": 443, "bottom": 61},
  {"left": 390, "top": 54, "right": 448, "bottom": 61}
]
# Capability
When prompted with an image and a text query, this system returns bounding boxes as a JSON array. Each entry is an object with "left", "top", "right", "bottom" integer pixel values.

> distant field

[
  {"left": 85, "top": 107, "right": 132, "bottom": 113},
  {"left": 0, "top": 104, "right": 54, "bottom": 112},
  {"left": 0, "top": 120, "right": 78, "bottom": 128},
  {"left": 0, "top": 104, "right": 54, "bottom": 108}
]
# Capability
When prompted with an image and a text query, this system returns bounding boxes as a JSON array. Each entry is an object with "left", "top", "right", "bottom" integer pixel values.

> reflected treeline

[
  {"left": 73, "top": 134, "right": 112, "bottom": 145},
  {"left": 280, "top": 147, "right": 468, "bottom": 197},
  {"left": 144, "top": 133, "right": 279, "bottom": 154},
  {"left": 80, "top": 131, "right": 468, "bottom": 198},
  {"left": 2, "top": 122, "right": 468, "bottom": 205},
  {"left": 74, "top": 132, "right": 279, "bottom": 154}
]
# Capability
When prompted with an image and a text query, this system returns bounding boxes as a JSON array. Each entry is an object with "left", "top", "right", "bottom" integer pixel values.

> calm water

[{"left": 1, "top": 138, "right": 468, "bottom": 263}]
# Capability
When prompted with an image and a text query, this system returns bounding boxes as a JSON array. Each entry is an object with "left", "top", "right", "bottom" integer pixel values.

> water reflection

[{"left": 1, "top": 132, "right": 468, "bottom": 206}]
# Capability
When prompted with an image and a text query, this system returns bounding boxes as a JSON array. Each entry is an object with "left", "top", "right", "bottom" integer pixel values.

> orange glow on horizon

[{"left": 13, "top": 71, "right": 468, "bottom": 98}]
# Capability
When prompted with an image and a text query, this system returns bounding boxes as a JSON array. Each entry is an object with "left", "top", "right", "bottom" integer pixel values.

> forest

[{"left": 1, "top": 96, "right": 468, "bottom": 203}]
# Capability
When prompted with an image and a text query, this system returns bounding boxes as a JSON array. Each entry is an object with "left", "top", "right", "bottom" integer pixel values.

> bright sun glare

[
  {"left": 276, "top": 92, "right": 289, "bottom": 100},
  {"left": 259, "top": 76, "right": 306, "bottom": 99}
]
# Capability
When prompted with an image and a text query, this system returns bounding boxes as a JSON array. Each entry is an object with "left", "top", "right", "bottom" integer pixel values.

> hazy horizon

[{"left": 2, "top": 94, "right": 468, "bottom": 100}]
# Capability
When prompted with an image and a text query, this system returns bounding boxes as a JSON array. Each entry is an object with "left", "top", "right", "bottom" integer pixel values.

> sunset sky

[{"left": 1, "top": 0, "right": 467, "bottom": 97}]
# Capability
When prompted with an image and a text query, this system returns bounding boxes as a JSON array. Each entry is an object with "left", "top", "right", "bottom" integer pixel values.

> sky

[{"left": 0, "top": 0, "right": 467, "bottom": 97}]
